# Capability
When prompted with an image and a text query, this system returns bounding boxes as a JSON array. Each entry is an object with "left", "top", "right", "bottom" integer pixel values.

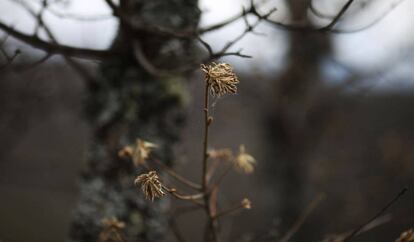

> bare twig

[
  {"left": 163, "top": 186, "right": 205, "bottom": 207},
  {"left": 342, "top": 188, "right": 408, "bottom": 242},
  {"left": 9, "top": 0, "right": 98, "bottom": 86},
  {"left": 0, "top": 21, "right": 114, "bottom": 60},
  {"left": 213, "top": 200, "right": 248, "bottom": 219},
  {"left": 322, "top": 0, "right": 356, "bottom": 30},
  {"left": 279, "top": 193, "right": 326, "bottom": 242},
  {"left": 150, "top": 158, "right": 202, "bottom": 190},
  {"left": 255, "top": 0, "right": 405, "bottom": 34}
]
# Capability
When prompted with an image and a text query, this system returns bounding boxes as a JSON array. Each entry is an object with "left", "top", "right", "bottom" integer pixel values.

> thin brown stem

[
  {"left": 150, "top": 158, "right": 202, "bottom": 190},
  {"left": 202, "top": 80, "right": 210, "bottom": 189},
  {"left": 163, "top": 186, "right": 205, "bottom": 207},
  {"left": 213, "top": 201, "right": 246, "bottom": 219},
  {"left": 199, "top": 79, "right": 219, "bottom": 242}
]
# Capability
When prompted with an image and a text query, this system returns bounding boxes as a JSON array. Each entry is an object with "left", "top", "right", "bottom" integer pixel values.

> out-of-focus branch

[
  {"left": 199, "top": 7, "right": 276, "bottom": 63},
  {"left": 0, "top": 34, "right": 20, "bottom": 70},
  {"left": 11, "top": 0, "right": 98, "bottom": 86},
  {"left": 46, "top": 8, "right": 113, "bottom": 21},
  {"left": 0, "top": 21, "right": 115, "bottom": 60},
  {"left": 342, "top": 188, "right": 407, "bottom": 242},
  {"left": 254, "top": 0, "right": 405, "bottom": 33},
  {"left": 322, "top": 0, "right": 355, "bottom": 30},
  {"left": 279, "top": 193, "right": 326, "bottom": 242},
  {"left": 0, "top": 47, "right": 20, "bottom": 70}
]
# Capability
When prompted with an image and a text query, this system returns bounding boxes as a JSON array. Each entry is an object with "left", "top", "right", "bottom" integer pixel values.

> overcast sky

[{"left": 1, "top": 0, "right": 414, "bottom": 88}]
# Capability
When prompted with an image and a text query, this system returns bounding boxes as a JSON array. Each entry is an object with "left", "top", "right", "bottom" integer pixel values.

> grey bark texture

[{"left": 69, "top": 1, "right": 200, "bottom": 242}]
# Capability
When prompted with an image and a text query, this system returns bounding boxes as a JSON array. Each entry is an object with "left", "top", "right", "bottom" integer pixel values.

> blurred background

[{"left": 1, "top": 0, "right": 414, "bottom": 242}]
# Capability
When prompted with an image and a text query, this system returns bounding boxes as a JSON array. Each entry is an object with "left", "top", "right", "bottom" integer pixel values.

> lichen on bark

[{"left": 68, "top": 1, "right": 200, "bottom": 241}]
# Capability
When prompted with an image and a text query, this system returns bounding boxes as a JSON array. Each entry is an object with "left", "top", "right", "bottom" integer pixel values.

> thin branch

[
  {"left": 279, "top": 193, "right": 326, "bottom": 242},
  {"left": 0, "top": 22, "right": 115, "bottom": 60},
  {"left": 46, "top": 8, "right": 114, "bottom": 21},
  {"left": 342, "top": 188, "right": 408, "bottom": 242},
  {"left": 256, "top": 0, "right": 404, "bottom": 34},
  {"left": 9, "top": 0, "right": 98, "bottom": 86},
  {"left": 213, "top": 200, "right": 248, "bottom": 219},
  {"left": 164, "top": 186, "right": 205, "bottom": 207},
  {"left": 328, "top": 0, "right": 407, "bottom": 34},
  {"left": 322, "top": 0, "right": 356, "bottom": 30},
  {"left": 201, "top": 81, "right": 210, "bottom": 190},
  {"left": 210, "top": 163, "right": 234, "bottom": 192},
  {"left": 150, "top": 158, "right": 202, "bottom": 191},
  {"left": 309, "top": 0, "right": 336, "bottom": 19},
  {"left": 0, "top": 48, "right": 19, "bottom": 70},
  {"left": 199, "top": 6, "right": 251, "bottom": 34}
]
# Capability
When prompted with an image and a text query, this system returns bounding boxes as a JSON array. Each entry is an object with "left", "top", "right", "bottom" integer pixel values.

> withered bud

[
  {"left": 118, "top": 138, "right": 157, "bottom": 166},
  {"left": 134, "top": 171, "right": 165, "bottom": 201},
  {"left": 241, "top": 198, "right": 252, "bottom": 210},
  {"left": 234, "top": 145, "right": 256, "bottom": 174},
  {"left": 201, "top": 62, "right": 239, "bottom": 97},
  {"left": 207, "top": 116, "right": 214, "bottom": 125}
]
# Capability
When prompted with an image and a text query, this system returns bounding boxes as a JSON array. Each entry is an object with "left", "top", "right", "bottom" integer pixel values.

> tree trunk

[
  {"left": 267, "top": 0, "right": 332, "bottom": 236},
  {"left": 69, "top": 1, "right": 200, "bottom": 242}
]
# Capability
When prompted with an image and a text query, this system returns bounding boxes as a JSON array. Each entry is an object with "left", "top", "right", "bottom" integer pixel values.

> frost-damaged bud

[
  {"left": 118, "top": 138, "right": 157, "bottom": 166},
  {"left": 234, "top": 145, "right": 256, "bottom": 174},
  {"left": 396, "top": 228, "right": 414, "bottom": 242},
  {"left": 201, "top": 62, "right": 239, "bottom": 97},
  {"left": 134, "top": 171, "right": 165, "bottom": 201},
  {"left": 241, "top": 198, "right": 252, "bottom": 209}
]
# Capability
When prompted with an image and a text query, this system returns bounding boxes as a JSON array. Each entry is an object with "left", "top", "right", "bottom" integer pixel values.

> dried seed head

[
  {"left": 241, "top": 198, "right": 252, "bottom": 209},
  {"left": 134, "top": 171, "right": 165, "bottom": 201},
  {"left": 101, "top": 217, "right": 125, "bottom": 230},
  {"left": 99, "top": 217, "right": 125, "bottom": 242},
  {"left": 201, "top": 62, "right": 239, "bottom": 97},
  {"left": 118, "top": 138, "right": 157, "bottom": 166},
  {"left": 234, "top": 145, "right": 256, "bottom": 174},
  {"left": 396, "top": 228, "right": 414, "bottom": 242}
]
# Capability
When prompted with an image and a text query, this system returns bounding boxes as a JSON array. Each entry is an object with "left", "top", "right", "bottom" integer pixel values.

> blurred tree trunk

[
  {"left": 69, "top": 1, "right": 200, "bottom": 242},
  {"left": 267, "top": 0, "right": 332, "bottom": 237}
]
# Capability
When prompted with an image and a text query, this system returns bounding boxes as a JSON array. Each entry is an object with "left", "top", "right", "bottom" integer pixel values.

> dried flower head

[
  {"left": 234, "top": 145, "right": 256, "bottom": 174},
  {"left": 201, "top": 62, "right": 239, "bottom": 97},
  {"left": 102, "top": 217, "right": 125, "bottom": 230},
  {"left": 208, "top": 148, "right": 233, "bottom": 161},
  {"left": 134, "top": 171, "right": 165, "bottom": 201},
  {"left": 396, "top": 228, "right": 414, "bottom": 242},
  {"left": 118, "top": 146, "right": 133, "bottom": 158},
  {"left": 118, "top": 138, "right": 157, "bottom": 166},
  {"left": 98, "top": 217, "right": 125, "bottom": 242},
  {"left": 241, "top": 198, "right": 252, "bottom": 209}
]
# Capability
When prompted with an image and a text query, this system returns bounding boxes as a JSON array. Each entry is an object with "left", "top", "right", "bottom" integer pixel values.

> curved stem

[
  {"left": 150, "top": 158, "right": 202, "bottom": 190},
  {"left": 213, "top": 202, "right": 245, "bottom": 219},
  {"left": 163, "top": 186, "right": 205, "bottom": 207}
]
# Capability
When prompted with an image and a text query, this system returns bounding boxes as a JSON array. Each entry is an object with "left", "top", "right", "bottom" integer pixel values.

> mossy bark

[{"left": 69, "top": 1, "right": 200, "bottom": 242}]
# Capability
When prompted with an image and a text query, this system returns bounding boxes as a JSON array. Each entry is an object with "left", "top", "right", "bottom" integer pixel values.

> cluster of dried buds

[{"left": 114, "top": 62, "right": 255, "bottom": 242}]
